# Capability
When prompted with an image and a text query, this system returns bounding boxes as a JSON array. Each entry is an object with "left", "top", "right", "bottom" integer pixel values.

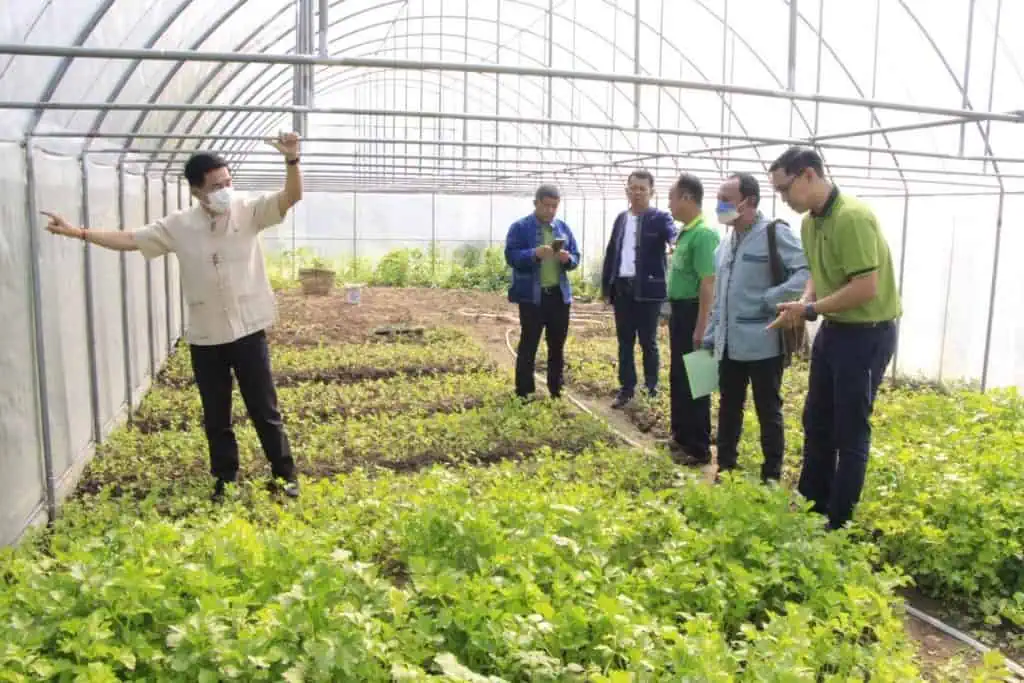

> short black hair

[
  {"left": 184, "top": 152, "right": 229, "bottom": 188},
  {"left": 730, "top": 172, "right": 760, "bottom": 207},
  {"left": 769, "top": 146, "right": 825, "bottom": 178},
  {"left": 671, "top": 173, "right": 703, "bottom": 205},
  {"left": 627, "top": 169, "right": 655, "bottom": 188},
  {"left": 534, "top": 183, "right": 560, "bottom": 202}
]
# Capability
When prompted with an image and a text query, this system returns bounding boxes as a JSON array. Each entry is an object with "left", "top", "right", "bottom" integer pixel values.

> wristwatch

[
  {"left": 286, "top": 156, "right": 300, "bottom": 165},
  {"left": 803, "top": 302, "right": 818, "bottom": 321}
]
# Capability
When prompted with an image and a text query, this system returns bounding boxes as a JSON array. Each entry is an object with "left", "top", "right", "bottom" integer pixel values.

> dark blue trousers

[
  {"left": 611, "top": 278, "right": 662, "bottom": 396},
  {"left": 798, "top": 320, "right": 897, "bottom": 529}
]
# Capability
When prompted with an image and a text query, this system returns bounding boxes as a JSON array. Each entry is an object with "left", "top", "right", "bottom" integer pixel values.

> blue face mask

[{"left": 716, "top": 200, "right": 739, "bottom": 225}]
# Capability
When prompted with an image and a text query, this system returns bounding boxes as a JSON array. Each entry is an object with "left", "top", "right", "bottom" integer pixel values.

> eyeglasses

[{"left": 774, "top": 173, "right": 801, "bottom": 196}]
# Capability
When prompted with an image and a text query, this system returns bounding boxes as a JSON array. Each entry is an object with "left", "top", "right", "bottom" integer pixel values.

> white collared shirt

[
  {"left": 134, "top": 192, "right": 284, "bottom": 346},
  {"left": 618, "top": 212, "right": 639, "bottom": 277}
]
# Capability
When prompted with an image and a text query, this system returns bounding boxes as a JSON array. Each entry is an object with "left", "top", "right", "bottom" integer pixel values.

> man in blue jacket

[
  {"left": 601, "top": 170, "right": 678, "bottom": 408},
  {"left": 505, "top": 184, "right": 581, "bottom": 399},
  {"left": 703, "top": 172, "right": 809, "bottom": 481}
]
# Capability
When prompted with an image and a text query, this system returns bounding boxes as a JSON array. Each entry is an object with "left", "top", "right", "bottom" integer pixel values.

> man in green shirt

[
  {"left": 768, "top": 146, "right": 901, "bottom": 530},
  {"left": 666, "top": 173, "right": 720, "bottom": 464}
]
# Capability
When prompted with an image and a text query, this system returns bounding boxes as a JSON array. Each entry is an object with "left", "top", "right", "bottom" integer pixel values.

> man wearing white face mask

[
  {"left": 42, "top": 132, "right": 304, "bottom": 501},
  {"left": 703, "top": 172, "right": 808, "bottom": 482}
]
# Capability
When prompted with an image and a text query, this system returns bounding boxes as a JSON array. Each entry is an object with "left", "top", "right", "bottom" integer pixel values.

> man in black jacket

[{"left": 601, "top": 170, "right": 678, "bottom": 408}]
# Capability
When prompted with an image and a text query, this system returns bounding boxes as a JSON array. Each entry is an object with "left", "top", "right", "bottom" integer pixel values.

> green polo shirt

[
  {"left": 539, "top": 223, "right": 560, "bottom": 287},
  {"left": 801, "top": 188, "right": 902, "bottom": 323},
  {"left": 668, "top": 214, "right": 719, "bottom": 300}
]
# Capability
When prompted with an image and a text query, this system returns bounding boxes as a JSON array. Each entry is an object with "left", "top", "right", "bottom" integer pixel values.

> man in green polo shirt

[
  {"left": 665, "top": 173, "right": 720, "bottom": 464},
  {"left": 768, "top": 146, "right": 901, "bottom": 531}
]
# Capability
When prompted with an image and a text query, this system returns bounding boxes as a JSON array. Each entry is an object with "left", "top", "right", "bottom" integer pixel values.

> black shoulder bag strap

[{"left": 765, "top": 219, "right": 801, "bottom": 367}]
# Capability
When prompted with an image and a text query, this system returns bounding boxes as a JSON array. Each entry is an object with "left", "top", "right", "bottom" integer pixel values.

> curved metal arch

[
  {"left": 201, "top": 63, "right": 611, "bottom": 197},
  {"left": 136, "top": 0, "right": 402, "bottom": 160},
  {"left": 169, "top": 6, "right": 755, "bottom": 185},
  {"left": 896, "top": 0, "right": 1003, "bottom": 188},
  {"left": 151, "top": 3, "right": 675, "bottom": 177},
  {"left": 205, "top": 31, "right": 667, "bottom": 179},
  {"left": 26, "top": 0, "right": 116, "bottom": 135},
  {"left": 82, "top": 0, "right": 196, "bottom": 142},
  {"left": 91, "top": 0, "right": 252, "bottom": 149}
]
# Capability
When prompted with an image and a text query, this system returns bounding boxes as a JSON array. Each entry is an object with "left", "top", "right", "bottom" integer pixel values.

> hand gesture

[
  {"left": 41, "top": 211, "right": 80, "bottom": 239},
  {"left": 557, "top": 250, "right": 571, "bottom": 264},
  {"left": 768, "top": 301, "right": 805, "bottom": 329},
  {"left": 535, "top": 245, "right": 554, "bottom": 260},
  {"left": 267, "top": 131, "right": 301, "bottom": 159}
]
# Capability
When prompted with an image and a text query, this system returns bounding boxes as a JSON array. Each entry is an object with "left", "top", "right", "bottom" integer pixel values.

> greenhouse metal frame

[{"left": 0, "top": 0, "right": 1022, "bottom": 545}]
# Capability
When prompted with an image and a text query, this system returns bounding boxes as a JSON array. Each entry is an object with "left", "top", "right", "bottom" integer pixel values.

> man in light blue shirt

[{"left": 703, "top": 172, "right": 809, "bottom": 482}]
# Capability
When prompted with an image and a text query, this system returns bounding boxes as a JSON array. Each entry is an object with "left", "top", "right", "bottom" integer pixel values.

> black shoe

[
  {"left": 611, "top": 392, "right": 633, "bottom": 409},
  {"left": 643, "top": 386, "right": 658, "bottom": 400},
  {"left": 282, "top": 479, "right": 300, "bottom": 498},
  {"left": 211, "top": 478, "right": 235, "bottom": 502},
  {"left": 268, "top": 477, "right": 301, "bottom": 498}
]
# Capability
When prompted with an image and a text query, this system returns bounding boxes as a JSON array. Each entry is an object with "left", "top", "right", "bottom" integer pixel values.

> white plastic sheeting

[
  {"left": 0, "top": 141, "right": 45, "bottom": 546},
  {"left": 0, "top": 146, "right": 184, "bottom": 546}
]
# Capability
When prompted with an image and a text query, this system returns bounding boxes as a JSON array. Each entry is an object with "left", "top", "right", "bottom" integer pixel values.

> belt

[
  {"left": 822, "top": 318, "right": 895, "bottom": 329},
  {"left": 541, "top": 285, "right": 560, "bottom": 294}
]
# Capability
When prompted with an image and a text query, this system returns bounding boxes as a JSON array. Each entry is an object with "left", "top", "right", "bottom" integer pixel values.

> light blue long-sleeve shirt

[{"left": 703, "top": 213, "right": 809, "bottom": 362}]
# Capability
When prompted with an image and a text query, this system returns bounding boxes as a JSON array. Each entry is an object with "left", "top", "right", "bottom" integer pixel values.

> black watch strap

[{"left": 286, "top": 156, "right": 300, "bottom": 165}]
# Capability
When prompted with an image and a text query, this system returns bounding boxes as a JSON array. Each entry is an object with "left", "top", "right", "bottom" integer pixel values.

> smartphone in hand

[{"left": 551, "top": 238, "right": 566, "bottom": 252}]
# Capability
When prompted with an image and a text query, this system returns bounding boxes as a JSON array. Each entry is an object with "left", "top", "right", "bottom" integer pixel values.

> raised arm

[{"left": 265, "top": 131, "right": 303, "bottom": 218}]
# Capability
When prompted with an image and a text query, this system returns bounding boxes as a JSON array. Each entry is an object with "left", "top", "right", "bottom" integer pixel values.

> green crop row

[
  {"left": 133, "top": 371, "right": 512, "bottom": 433},
  {"left": 80, "top": 398, "right": 616, "bottom": 497},
  {"left": 1, "top": 447, "right": 949, "bottom": 682},
  {"left": 527, "top": 329, "right": 1024, "bottom": 633},
  {"left": 158, "top": 328, "right": 493, "bottom": 388}
]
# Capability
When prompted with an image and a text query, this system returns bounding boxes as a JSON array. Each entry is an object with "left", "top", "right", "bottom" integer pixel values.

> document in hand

[{"left": 683, "top": 349, "right": 719, "bottom": 398}]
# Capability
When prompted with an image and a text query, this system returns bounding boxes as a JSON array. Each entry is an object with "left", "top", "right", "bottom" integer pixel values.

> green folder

[{"left": 683, "top": 350, "right": 719, "bottom": 398}]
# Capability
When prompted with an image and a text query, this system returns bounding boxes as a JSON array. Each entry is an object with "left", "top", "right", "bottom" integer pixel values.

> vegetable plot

[
  {"left": 0, "top": 319, "right": 942, "bottom": 681},
  {"left": 529, "top": 328, "right": 1024, "bottom": 636}
]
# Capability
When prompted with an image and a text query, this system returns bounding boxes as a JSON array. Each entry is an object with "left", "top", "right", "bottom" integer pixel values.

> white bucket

[{"left": 344, "top": 283, "right": 364, "bottom": 305}]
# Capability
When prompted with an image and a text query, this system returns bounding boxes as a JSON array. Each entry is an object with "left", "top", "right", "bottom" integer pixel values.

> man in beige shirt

[{"left": 43, "top": 132, "right": 304, "bottom": 501}]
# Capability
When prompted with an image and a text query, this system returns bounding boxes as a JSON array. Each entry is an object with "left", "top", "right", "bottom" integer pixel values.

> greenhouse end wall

[{"left": 0, "top": 142, "right": 185, "bottom": 547}]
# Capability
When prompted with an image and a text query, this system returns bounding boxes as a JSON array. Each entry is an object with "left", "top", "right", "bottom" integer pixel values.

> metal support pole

[
  {"left": 143, "top": 180, "right": 155, "bottom": 381},
  {"left": 980, "top": 190, "right": 1005, "bottom": 391},
  {"left": 546, "top": 0, "right": 554, "bottom": 144},
  {"left": 786, "top": 0, "right": 799, "bottom": 136},
  {"left": 318, "top": 0, "right": 329, "bottom": 57},
  {"left": 430, "top": 192, "right": 437, "bottom": 276},
  {"left": 79, "top": 156, "right": 102, "bottom": 446},
  {"left": 117, "top": 163, "right": 134, "bottom": 418},
  {"left": 161, "top": 181, "right": 172, "bottom": 357},
  {"left": 632, "top": 0, "right": 641, "bottom": 129},
  {"left": 891, "top": 194, "right": 910, "bottom": 382},
  {"left": 581, "top": 195, "right": 587, "bottom": 279},
  {"left": 812, "top": 0, "right": 825, "bottom": 135},
  {"left": 24, "top": 139, "right": 58, "bottom": 525},
  {"left": 178, "top": 180, "right": 187, "bottom": 341},
  {"left": 352, "top": 193, "right": 358, "bottom": 272},
  {"left": 983, "top": 0, "right": 1002, "bottom": 174},
  {"left": 959, "top": 0, "right": 976, "bottom": 156},
  {"left": 867, "top": 0, "right": 882, "bottom": 171}
]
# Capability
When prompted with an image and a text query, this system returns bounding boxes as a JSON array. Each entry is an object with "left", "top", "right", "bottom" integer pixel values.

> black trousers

[
  {"left": 668, "top": 299, "right": 711, "bottom": 460},
  {"left": 716, "top": 352, "right": 785, "bottom": 481},
  {"left": 188, "top": 329, "right": 296, "bottom": 482},
  {"left": 611, "top": 278, "right": 662, "bottom": 395},
  {"left": 516, "top": 288, "right": 571, "bottom": 397},
  {"left": 798, "top": 320, "right": 897, "bottom": 529}
]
